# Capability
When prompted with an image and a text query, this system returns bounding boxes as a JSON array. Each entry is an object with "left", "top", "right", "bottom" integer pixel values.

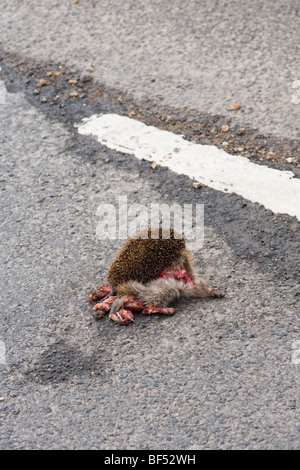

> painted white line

[
  {"left": 77, "top": 114, "right": 300, "bottom": 220},
  {"left": 0, "top": 340, "right": 6, "bottom": 365},
  {"left": 0, "top": 80, "right": 7, "bottom": 105}
]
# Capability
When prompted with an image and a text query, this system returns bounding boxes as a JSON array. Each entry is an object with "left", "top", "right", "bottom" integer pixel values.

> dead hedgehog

[{"left": 88, "top": 227, "right": 225, "bottom": 325}]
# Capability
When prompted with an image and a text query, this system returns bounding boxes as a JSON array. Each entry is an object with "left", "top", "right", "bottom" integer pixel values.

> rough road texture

[
  {"left": 0, "top": 64, "right": 299, "bottom": 450},
  {"left": 1, "top": 0, "right": 300, "bottom": 139}
]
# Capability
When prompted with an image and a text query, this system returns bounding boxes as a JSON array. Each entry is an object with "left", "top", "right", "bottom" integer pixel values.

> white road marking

[
  {"left": 77, "top": 114, "right": 300, "bottom": 220},
  {"left": 0, "top": 80, "right": 7, "bottom": 105}
]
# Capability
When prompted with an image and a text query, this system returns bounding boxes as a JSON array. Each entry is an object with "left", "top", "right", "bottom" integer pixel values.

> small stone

[
  {"left": 193, "top": 182, "right": 202, "bottom": 189},
  {"left": 221, "top": 124, "right": 230, "bottom": 133},
  {"left": 69, "top": 91, "right": 79, "bottom": 98},
  {"left": 68, "top": 78, "right": 77, "bottom": 85},
  {"left": 80, "top": 72, "right": 93, "bottom": 83},
  {"left": 0, "top": 397, "right": 6, "bottom": 402},
  {"left": 40, "top": 96, "right": 48, "bottom": 103},
  {"left": 286, "top": 157, "right": 294, "bottom": 163},
  {"left": 53, "top": 71, "right": 61, "bottom": 77},
  {"left": 229, "top": 102, "right": 241, "bottom": 110},
  {"left": 222, "top": 141, "right": 230, "bottom": 147},
  {"left": 151, "top": 161, "right": 157, "bottom": 170},
  {"left": 37, "top": 79, "right": 50, "bottom": 87},
  {"left": 237, "top": 147, "right": 244, "bottom": 152},
  {"left": 33, "top": 89, "right": 40, "bottom": 95}
]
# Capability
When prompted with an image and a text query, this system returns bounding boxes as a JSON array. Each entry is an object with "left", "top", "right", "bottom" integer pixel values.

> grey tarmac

[
  {"left": 0, "top": 0, "right": 300, "bottom": 450},
  {"left": 0, "top": 59, "right": 299, "bottom": 450}
]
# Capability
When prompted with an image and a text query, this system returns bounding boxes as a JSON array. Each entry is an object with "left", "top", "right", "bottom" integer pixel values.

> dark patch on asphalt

[
  {"left": 0, "top": 51, "right": 299, "bottom": 281},
  {"left": 24, "top": 339, "right": 106, "bottom": 385}
]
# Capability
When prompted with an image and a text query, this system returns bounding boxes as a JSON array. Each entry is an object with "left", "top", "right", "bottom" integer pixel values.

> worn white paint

[
  {"left": 77, "top": 114, "right": 300, "bottom": 220},
  {"left": 0, "top": 80, "right": 7, "bottom": 105}
]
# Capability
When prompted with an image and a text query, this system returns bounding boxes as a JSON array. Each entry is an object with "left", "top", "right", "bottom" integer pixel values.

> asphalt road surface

[
  {"left": 1, "top": 0, "right": 300, "bottom": 139},
  {"left": 0, "top": 1, "right": 299, "bottom": 450}
]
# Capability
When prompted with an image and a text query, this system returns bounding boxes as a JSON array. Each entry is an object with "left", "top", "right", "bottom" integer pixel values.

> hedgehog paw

[
  {"left": 124, "top": 296, "right": 144, "bottom": 311},
  {"left": 210, "top": 289, "right": 226, "bottom": 298},
  {"left": 88, "top": 284, "right": 111, "bottom": 302},
  {"left": 142, "top": 305, "right": 175, "bottom": 315},
  {"left": 93, "top": 295, "right": 117, "bottom": 319},
  {"left": 109, "top": 309, "right": 135, "bottom": 325}
]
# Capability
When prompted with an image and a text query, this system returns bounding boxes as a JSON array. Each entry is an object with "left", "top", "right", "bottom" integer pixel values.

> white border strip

[{"left": 77, "top": 114, "right": 300, "bottom": 220}]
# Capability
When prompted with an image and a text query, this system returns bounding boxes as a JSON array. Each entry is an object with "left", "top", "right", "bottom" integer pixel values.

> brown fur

[
  {"left": 107, "top": 227, "right": 187, "bottom": 291},
  {"left": 117, "top": 277, "right": 214, "bottom": 306}
]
